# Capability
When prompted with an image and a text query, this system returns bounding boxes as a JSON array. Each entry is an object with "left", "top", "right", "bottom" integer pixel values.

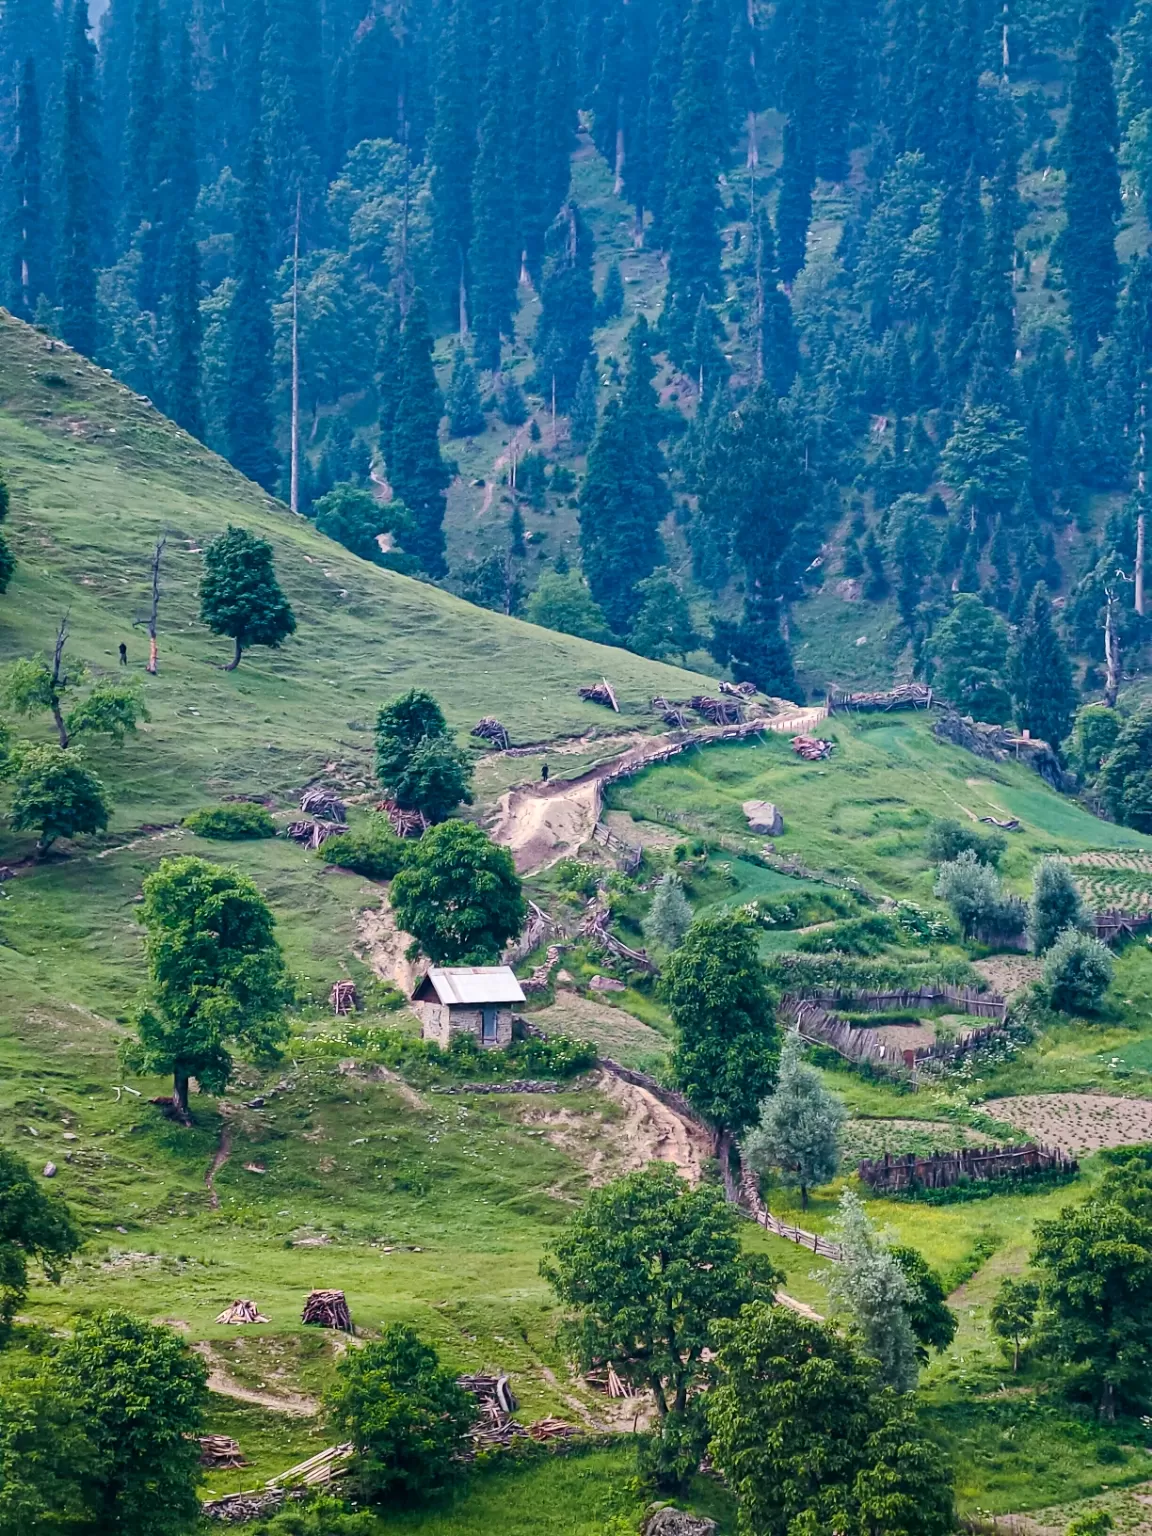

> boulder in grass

[
  {"left": 742, "top": 799, "right": 784, "bottom": 836},
  {"left": 590, "top": 974, "right": 626, "bottom": 993}
]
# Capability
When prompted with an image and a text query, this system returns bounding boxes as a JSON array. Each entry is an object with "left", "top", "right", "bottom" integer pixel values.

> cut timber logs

[
  {"left": 457, "top": 1373, "right": 518, "bottom": 1416},
  {"left": 579, "top": 678, "right": 619, "bottom": 711},
  {"left": 266, "top": 1442, "right": 354, "bottom": 1489},
  {"left": 586, "top": 1363, "right": 635, "bottom": 1397},
  {"left": 719, "top": 680, "right": 758, "bottom": 698},
  {"left": 791, "top": 734, "right": 834, "bottom": 761},
  {"left": 300, "top": 787, "right": 346, "bottom": 822},
  {"left": 690, "top": 695, "right": 743, "bottom": 725},
  {"left": 301, "top": 1289, "right": 352, "bottom": 1330},
  {"left": 329, "top": 979, "right": 358, "bottom": 1015},
  {"left": 202, "top": 1489, "right": 293, "bottom": 1522},
  {"left": 980, "top": 816, "right": 1021, "bottom": 831},
  {"left": 375, "top": 798, "right": 429, "bottom": 838},
  {"left": 215, "top": 1299, "right": 269, "bottom": 1325},
  {"left": 581, "top": 897, "right": 657, "bottom": 973},
  {"left": 528, "top": 1418, "right": 578, "bottom": 1441},
  {"left": 199, "top": 1435, "right": 247, "bottom": 1468},
  {"left": 471, "top": 717, "right": 511, "bottom": 750},
  {"left": 286, "top": 819, "right": 345, "bottom": 850},
  {"left": 827, "top": 683, "right": 933, "bottom": 712}
]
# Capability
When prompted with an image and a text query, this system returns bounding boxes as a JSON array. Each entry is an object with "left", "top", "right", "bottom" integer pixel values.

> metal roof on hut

[{"left": 412, "top": 966, "right": 526, "bottom": 1007}]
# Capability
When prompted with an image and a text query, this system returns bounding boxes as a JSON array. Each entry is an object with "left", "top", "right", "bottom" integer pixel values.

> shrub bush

[
  {"left": 1042, "top": 928, "right": 1114, "bottom": 1014},
  {"left": 934, "top": 850, "right": 1024, "bottom": 938},
  {"left": 795, "top": 914, "right": 903, "bottom": 956},
  {"left": 924, "top": 818, "right": 1005, "bottom": 867},
  {"left": 183, "top": 802, "right": 275, "bottom": 840},
  {"left": 321, "top": 817, "right": 409, "bottom": 880},
  {"left": 1028, "top": 856, "right": 1084, "bottom": 954}
]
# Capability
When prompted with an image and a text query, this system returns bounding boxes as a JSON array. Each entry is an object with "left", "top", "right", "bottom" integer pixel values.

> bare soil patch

[
  {"left": 517, "top": 1069, "right": 711, "bottom": 1185},
  {"left": 873, "top": 1021, "right": 936, "bottom": 1052},
  {"left": 489, "top": 774, "right": 602, "bottom": 874},
  {"left": 987, "top": 1094, "right": 1152, "bottom": 1153},
  {"left": 356, "top": 897, "right": 420, "bottom": 995},
  {"left": 192, "top": 1342, "right": 319, "bottom": 1417},
  {"left": 974, "top": 955, "right": 1044, "bottom": 996}
]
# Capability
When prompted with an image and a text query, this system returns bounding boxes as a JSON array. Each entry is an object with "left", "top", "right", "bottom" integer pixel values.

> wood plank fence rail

[
  {"left": 804, "top": 985, "right": 1008, "bottom": 1020},
  {"left": 857, "top": 1143, "right": 1077, "bottom": 1195}
]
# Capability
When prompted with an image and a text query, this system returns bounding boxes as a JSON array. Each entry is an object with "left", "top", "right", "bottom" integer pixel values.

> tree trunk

[
  {"left": 223, "top": 636, "right": 243, "bottom": 671},
  {"left": 171, "top": 1067, "right": 192, "bottom": 1125},
  {"left": 1137, "top": 513, "right": 1146, "bottom": 619},
  {"left": 1013, "top": 1340, "right": 1020, "bottom": 1373},
  {"left": 800, "top": 1184, "right": 809, "bottom": 1211},
  {"left": 1104, "top": 591, "right": 1120, "bottom": 707},
  {"left": 35, "top": 832, "right": 56, "bottom": 858},
  {"left": 1099, "top": 1379, "right": 1115, "bottom": 1423},
  {"left": 51, "top": 701, "right": 69, "bottom": 748}
]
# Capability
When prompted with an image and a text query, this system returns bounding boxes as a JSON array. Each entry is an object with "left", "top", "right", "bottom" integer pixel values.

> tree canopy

[
  {"left": 389, "top": 820, "right": 525, "bottom": 965},
  {"left": 198, "top": 526, "right": 296, "bottom": 670}
]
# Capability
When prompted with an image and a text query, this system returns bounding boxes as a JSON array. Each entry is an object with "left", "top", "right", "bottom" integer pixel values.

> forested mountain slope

[{"left": 0, "top": 0, "right": 1149, "bottom": 708}]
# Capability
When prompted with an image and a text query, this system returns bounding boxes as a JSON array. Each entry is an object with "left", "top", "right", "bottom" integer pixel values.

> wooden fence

[
  {"left": 826, "top": 684, "right": 934, "bottom": 713},
  {"left": 857, "top": 1142, "right": 1077, "bottom": 1195},
  {"left": 804, "top": 985, "right": 1008, "bottom": 1020},
  {"left": 780, "top": 990, "right": 1012, "bottom": 1081},
  {"left": 591, "top": 820, "right": 642, "bottom": 874},
  {"left": 1091, "top": 908, "right": 1152, "bottom": 944},
  {"left": 734, "top": 1144, "right": 843, "bottom": 1258}
]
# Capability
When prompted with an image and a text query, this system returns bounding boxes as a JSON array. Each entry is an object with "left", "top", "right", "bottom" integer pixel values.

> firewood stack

[
  {"left": 718, "top": 680, "right": 758, "bottom": 698},
  {"left": 301, "top": 1289, "right": 352, "bottom": 1331},
  {"left": 375, "top": 798, "right": 429, "bottom": 838},
  {"left": 586, "top": 1362, "right": 635, "bottom": 1398},
  {"left": 286, "top": 820, "right": 346, "bottom": 850},
  {"left": 690, "top": 695, "right": 743, "bottom": 725},
  {"left": 199, "top": 1435, "right": 247, "bottom": 1468},
  {"left": 300, "top": 787, "right": 346, "bottom": 822},
  {"left": 652, "top": 696, "right": 692, "bottom": 728},
  {"left": 578, "top": 678, "right": 619, "bottom": 711},
  {"left": 471, "top": 717, "right": 511, "bottom": 750},
  {"left": 329, "top": 980, "right": 358, "bottom": 1016},
  {"left": 790, "top": 734, "right": 834, "bottom": 761},
  {"left": 215, "top": 1299, "right": 269, "bottom": 1325}
]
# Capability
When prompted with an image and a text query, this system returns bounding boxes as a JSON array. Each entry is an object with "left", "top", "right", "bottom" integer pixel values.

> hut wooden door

[{"left": 481, "top": 1007, "right": 498, "bottom": 1043}]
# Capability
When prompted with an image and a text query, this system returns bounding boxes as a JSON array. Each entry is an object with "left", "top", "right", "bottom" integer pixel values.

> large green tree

[
  {"left": 6, "top": 56, "right": 49, "bottom": 322},
  {"left": 542, "top": 1164, "right": 774, "bottom": 1491},
  {"left": 0, "top": 1148, "right": 80, "bottom": 1344},
  {"left": 55, "top": 1309, "right": 208, "bottom": 1535},
  {"left": 1060, "top": 0, "right": 1122, "bottom": 350},
  {"left": 198, "top": 526, "right": 296, "bottom": 670},
  {"left": 127, "top": 855, "right": 291, "bottom": 1119},
  {"left": 744, "top": 1032, "right": 845, "bottom": 1210},
  {"left": 928, "top": 595, "right": 1012, "bottom": 722},
  {"left": 7, "top": 743, "right": 109, "bottom": 855},
  {"left": 374, "top": 688, "right": 472, "bottom": 821},
  {"left": 390, "top": 821, "right": 525, "bottom": 965},
  {"left": 708, "top": 1303, "right": 955, "bottom": 1536},
  {"left": 326, "top": 1324, "right": 473, "bottom": 1505},
  {"left": 661, "top": 912, "right": 778, "bottom": 1139},
  {"left": 532, "top": 201, "right": 595, "bottom": 408},
  {"left": 1098, "top": 708, "right": 1152, "bottom": 831}
]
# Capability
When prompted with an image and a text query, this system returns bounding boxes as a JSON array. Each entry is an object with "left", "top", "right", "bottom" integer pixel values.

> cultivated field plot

[
  {"left": 986, "top": 1094, "right": 1152, "bottom": 1153},
  {"left": 1068, "top": 851, "right": 1152, "bottom": 913},
  {"left": 840, "top": 1117, "right": 990, "bottom": 1162}
]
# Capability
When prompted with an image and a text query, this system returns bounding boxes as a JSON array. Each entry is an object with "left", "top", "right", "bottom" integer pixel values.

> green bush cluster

[
  {"left": 321, "top": 815, "right": 410, "bottom": 879},
  {"left": 924, "top": 817, "right": 1006, "bottom": 867},
  {"left": 554, "top": 858, "right": 601, "bottom": 898},
  {"left": 183, "top": 802, "right": 276, "bottom": 840},
  {"left": 795, "top": 913, "right": 904, "bottom": 956}
]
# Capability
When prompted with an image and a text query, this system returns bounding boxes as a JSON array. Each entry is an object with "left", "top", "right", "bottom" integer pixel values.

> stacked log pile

[
  {"left": 301, "top": 1290, "right": 352, "bottom": 1330},
  {"left": 581, "top": 898, "right": 656, "bottom": 973},
  {"left": 503, "top": 899, "right": 555, "bottom": 965},
  {"left": 579, "top": 679, "right": 619, "bottom": 711},
  {"left": 719, "top": 681, "right": 758, "bottom": 698},
  {"left": 471, "top": 717, "right": 510, "bottom": 750},
  {"left": 329, "top": 980, "right": 357, "bottom": 1015},
  {"left": 214, "top": 1299, "right": 269, "bottom": 1325},
  {"left": 199, "top": 1436, "right": 247, "bottom": 1467},
  {"left": 268, "top": 1443, "right": 354, "bottom": 1489},
  {"left": 690, "top": 695, "right": 743, "bottom": 725},
  {"left": 286, "top": 819, "right": 345, "bottom": 850},
  {"left": 827, "top": 684, "right": 933, "bottom": 713},
  {"left": 375, "top": 798, "right": 429, "bottom": 837},
  {"left": 858, "top": 1143, "right": 1077, "bottom": 1195},
  {"left": 791, "top": 734, "right": 834, "bottom": 760},
  {"left": 300, "top": 788, "right": 346, "bottom": 822}
]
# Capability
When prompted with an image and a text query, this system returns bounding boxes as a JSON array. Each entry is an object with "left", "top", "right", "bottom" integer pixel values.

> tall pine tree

[
  {"left": 1011, "top": 583, "right": 1077, "bottom": 749},
  {"left": 388, "top": 292, "right": 450, "bottom": 577},
  {"left": 226, "top": 131, "right": 278, "bottom": 491},
  {"left": 533, "top": 201, "right": 595, "bottom": 408},
  {"left": 468, "top": 0, "right": 518, "bottom": 371},
  {"left": 1060, "top": 0, "right": 1122, "bottom": 351},
  {"left": 6, "top": 56, "right": 48, "bottom": 320},
  {"left": 57, "top": 18, "right": 98, "bottom": 358},
  {"left": 428, "top": 0, "right": 478, "bottom": 330}
]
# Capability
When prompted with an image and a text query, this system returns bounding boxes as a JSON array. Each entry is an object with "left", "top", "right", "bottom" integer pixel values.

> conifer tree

[
  {"left": 570, "top": 355, "right": 599, "bottom": 448},
  {"left": 0, "top": 0, "right": 57, "bottom": 129},
  {"left": 661, "top": 0, "right": 727, "bottom": 363},
  {"left": 757, "top": 208, "right": 798, "bottom": 396},
  {"left": 57, "top": 38, "right": 97, "bottom": 357},
  {"left": 1060, "top": 0, "right": 1122, "bottom": 351},
  {"left": 622, "top": 314, "right": 664, "bottom": 445},
  {"left": 580, "top": 395, "right": 670, "bottom": 633},
  {"left": 389, "top": 292, "right": 450, "bottom": 578},
  {"left": 151, "top": 23, "right": 198, "bottom": 316},
  {"left": 446, "top": 346, "right": 485, "bottom": 437},
  {"left": 226, "top": 131, "right": 278, "bottom": 492},
  {"left": 428, "top": 0, "right": 477, "bottom": 329},
  {"left": 526, "top": 0, "right": 576, "bottom": 277},
  {"left": 121, "top": 0, "right": 162, "bottom": 242},
  {"left": 163, "top": 223, "right": 204, "bottom": 440},
  {"left": 1011, "top": 583, "right": 1077, "bottom": 750},
  {"left": 469, "top": 4, "right": 518, "bottom": 371},
  {"left": 533, "top": 202, "right": 596, "bottom": 408},
  {"left": 597, "top": 260, "right": 624, "bottom": 325},
  {"left": 776, "top": 0, "right": 818, "bottom": 283},
  {"left": 6, "top": 56, "right": 48, "bottom": 321}
]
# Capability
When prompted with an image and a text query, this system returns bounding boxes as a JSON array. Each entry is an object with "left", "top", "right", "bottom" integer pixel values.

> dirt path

[
  {"left": 192, "top": 1342, "right": 319, "bottom": 1417},
  {"left": 356, "top": 896, "right": 421, "bottom": 995},
  {"left": 204, "top": 1124, "right": 232, "bottom": 1211},
  {"left": 595, "top": 1070, "right": 712, "bottom": 1184},
  {"left": 479, "top": 422, "right": 537, "bottom": 516},
  {"left": 489, "top": 717, "right": 792, "bottom": 875},
  {"left": 775, "top": 1291, "right": 825, "bottom": 1322}
]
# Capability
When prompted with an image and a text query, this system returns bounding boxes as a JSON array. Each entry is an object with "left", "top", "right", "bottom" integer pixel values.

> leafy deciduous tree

[
  {"left": 0, "top": 1148, "right": 80, "bottom": 1344},
  {"left": 1029, "top": 856, "right": 1085, "bottom": 955},
  {"left": 744, "top": 1032, "right": 845, "bottom": 1209},
  {"left": 7, "top": 743, "right": 109, "bottom": 854},
  {"left": 390, "top": 820, "right": 525, "bottom": 965},
  {"left": 199, "top": 526, "right": 296, "bottom": 670}
]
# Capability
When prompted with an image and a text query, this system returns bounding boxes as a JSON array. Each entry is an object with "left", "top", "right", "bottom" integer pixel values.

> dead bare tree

[
  {"left": 134, "top": 536, "right": 167, "bottom": 674},
  {"left": 289, "top": 190, "right": 301, "bottom": 516},
  {"left": 1104, "top": 577, "right": 1125, "bottom": 707},
  {"left": 49, "top": 613, "right": 70, "bottom": 746}
]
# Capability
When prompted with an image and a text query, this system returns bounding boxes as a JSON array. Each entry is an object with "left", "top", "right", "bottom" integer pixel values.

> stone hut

[{"left": 411, "top": 966, "right": 526, "bottom": 1049}]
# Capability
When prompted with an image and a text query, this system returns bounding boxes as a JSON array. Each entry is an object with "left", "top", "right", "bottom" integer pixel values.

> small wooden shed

[{"left": 411, "top": 966, "right": 526, "bottom": 1049}]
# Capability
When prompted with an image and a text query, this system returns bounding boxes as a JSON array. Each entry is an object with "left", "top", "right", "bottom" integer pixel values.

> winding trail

[
  {"left": 204, "top": 1124, "right": 232, "bottom": 1210},
  {"left": 192, "top": 1342, "right": 319, "bottom": 1417}
]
